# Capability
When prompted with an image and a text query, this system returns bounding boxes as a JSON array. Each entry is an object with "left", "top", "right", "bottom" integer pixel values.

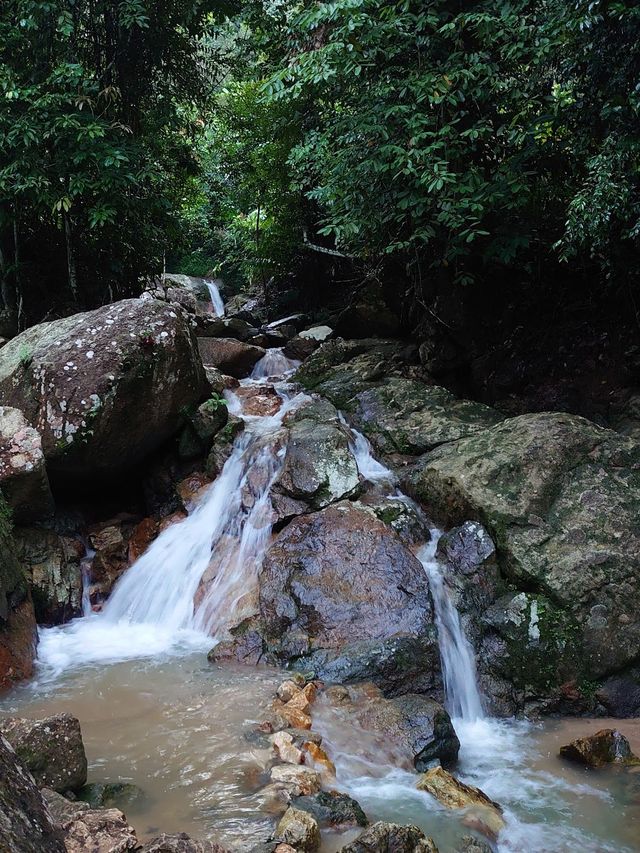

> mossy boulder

[
  {"left": 406, "top": 412, "right": 640, "bottom": 701},
  {"left": 296, "top": 340, "right": 500, "bottom": 456},
  {"left": 0, "top": 298, "right": 209, "bottom": 480}
]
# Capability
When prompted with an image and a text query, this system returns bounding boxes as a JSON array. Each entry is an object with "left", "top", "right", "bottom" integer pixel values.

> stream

[{"left": 1, "top": 349, "right": 639, "bottom": 852}]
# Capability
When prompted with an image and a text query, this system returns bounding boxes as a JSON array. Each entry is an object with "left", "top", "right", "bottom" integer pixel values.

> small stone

[
  {"left": 276, "top": 806, "right": 320, "bottom": 852},
  {"left": 303, "top": 742, "right": 335, "bottom": 777},
  {"left": 272, "top": 731, "right": 305, "bottom": 765},
  {"left": 277, "top": 680, "right": 302, "bottom": 703}
]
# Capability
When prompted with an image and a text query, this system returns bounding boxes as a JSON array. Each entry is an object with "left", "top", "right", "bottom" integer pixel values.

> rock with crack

[
  {"left": 42, "top": 788, "right": 138, "bottom": 851},
  {"left": 0, "top": 406, "right": 54, "bottom": 522},
  {"left": 275, "top": 806, "right": 321, "bottom": 852},
  {"left": 559, "top": 728, "right": 640, "bottom": 768}
]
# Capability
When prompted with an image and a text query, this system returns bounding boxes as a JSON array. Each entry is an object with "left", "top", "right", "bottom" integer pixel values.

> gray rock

[
  {"left": 140, "top": 833, "right": 230, "bottom": 852},
  {"left": 0, "top": 736, "right": 65, "bottom": 852},
  {"left": 1, "top": 713, "right": 87, "bottom": 792},
  {"left": 295, "top": 791, "right": 368, "bottom": 829},
  {"left": 0, "top": 406, "right": 54, "bottom": 522},
  {"left": 0, "top": 299, "right": 208, "bottom": 479},
  {"left": 274, "top": 400, "right": 360, "bottom": 511},
  {"left": 197, "top": 337, "right": 265, "bottom": 378},
  {"left": 259, "top": 502, "right": 439, "bottom": 693},
  {"left": 407, "top": 412, "right": 640, "bottom": 701},
  {"left": 340, "top": 822, "right": 438, "bottom": 853},
  {"left": 14, "top": 528, "right": 83, "bottom": 624}
]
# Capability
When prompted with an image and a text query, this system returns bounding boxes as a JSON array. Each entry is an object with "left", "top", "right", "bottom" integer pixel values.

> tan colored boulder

[
  {"left": 416, "top": 767, "right": 504, "bottom": 842},
  {"left": 303, "top": 742, "right": 336, "bottom": 778},
  {"left": 272, "top": 731, "right": 305, "bottom": 765},
  {"left": 276, "top": 806, "right": 321, "bottom": 852},
  {"left": 270, "top": 765, "right": 321, "bottom": 797},
  {"left": 276, "top": 680, "right": 302, "bottom": 703},
  {"left": 0, "top": 406, "right": 53, "bottom": 522}
]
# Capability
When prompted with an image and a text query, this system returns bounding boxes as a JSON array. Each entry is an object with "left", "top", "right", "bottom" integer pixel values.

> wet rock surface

[
  {"left": 340, "top": 822, "right": 438, "bottom": 853},
  {"left": 14, "top": 528, "right": 83, "bottom": 624},
  {"left": 559, "top": 728, "right": 640, "bottom": 768},
  {"left": 258, "top": 502, "right": 438, "bottom": 692},
  {"left": 274, "top": 400, "right": 360, "bottom": 511},
  {"left": 275, "top": 806, "right": 321, "bottom": 852},
  {"left": 197, "top": 337, "right": 265, "bottom": 378},
  {"left": 1, "top": 713, "right": 87, "bottom": 792},
  {"left": 0, "top": 496, "right": 37, "bottom": 690},
  {"left": 140, "top": 833, "right": 230, "bottom": 853},
  {"left": 0, "top": 406, "right": 54, "bottom": 523},
  {"left": 294, "top": 791, "right": 368, "bottom": 829},
  {"left": 0, "top": 298, "right": 208, "bottom": 480},
  {"left": 0, "top": 735, "right": 65, "bottom": 852},
  {"left": 416, "top": 767, "right": 504, "bottom": 841},
  {"left": 42, "top": 787, "right": 138, "bottom": 852},
  {"left": 407, "top": 412, "right": 640, "bottom": 709}
]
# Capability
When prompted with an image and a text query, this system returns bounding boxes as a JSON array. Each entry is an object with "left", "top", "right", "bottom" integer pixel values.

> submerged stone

[
  {"left": 340, "top": 822, "right": 438, "bottom": 853},
  {"left": 416, "top": 767, "right": 504, "bottom": 841},
  {"left": 559, "top": 729, "right": 640, "bottom": 768}
]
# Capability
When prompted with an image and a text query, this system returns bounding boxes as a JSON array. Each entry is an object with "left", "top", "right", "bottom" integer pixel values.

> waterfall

[
  {"left": 205, "top": 279, "right": 225, "bottom": 317},
  {"left": 37, "top": 374, "right": 307, "bottom": 673},
  {"left": 418, "top": 537, "right": 484, "bottom": 722},
  {"left": 80, "top": 546, "right": 95, "bottom": 618},
  {"left": 251, "top": 348, "right": 299, "bottom": 380}
]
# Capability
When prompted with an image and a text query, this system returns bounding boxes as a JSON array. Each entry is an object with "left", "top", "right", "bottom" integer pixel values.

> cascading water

[
  {"left": 37, "top": 368, "right": 307, "bottom": 675},
  {"left": 205, "top": 279, "right": 225, "bottom": 317},
  {"left": 417, "top": 537, "right": 485, "bottom": 722}
]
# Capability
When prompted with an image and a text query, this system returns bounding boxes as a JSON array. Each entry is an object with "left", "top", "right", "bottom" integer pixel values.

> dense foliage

[
  {"left": 0, "top": 0, "right": 229, "bottom": 326},
  {"left": 1, "top": 0, "right": 638, "bottom": 326}
]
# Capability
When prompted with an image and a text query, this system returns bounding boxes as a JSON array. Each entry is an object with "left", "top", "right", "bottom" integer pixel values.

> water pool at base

[{"left": 1, "top": 652, "right": 638, "bottom": 853}]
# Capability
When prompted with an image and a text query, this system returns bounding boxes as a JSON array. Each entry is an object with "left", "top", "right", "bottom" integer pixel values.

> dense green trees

[
  {"left": 0, "top": 0, "right": 230, "bottom": 327},
  {"left": 1, "top": 1, "right": 638, "bottom": 327}
]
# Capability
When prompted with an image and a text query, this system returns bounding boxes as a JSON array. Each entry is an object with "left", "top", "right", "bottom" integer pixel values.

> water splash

[
  {"left": 251, "top": 348, "right": 299, "bottom": 380},
  {"left": 205, "top": 279, "right": 225, "bottom": 317},
  {"left": 36, "top": 377, "right": 306, "bottom": 674}
]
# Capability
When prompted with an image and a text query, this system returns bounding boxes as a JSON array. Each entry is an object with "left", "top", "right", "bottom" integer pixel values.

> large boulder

[
  {"left": 0, "top": 736, "right": 65, "bottom": 852},
  {"left": 0, "top": 299, "right": 208, "bottom": 480},
  {"left": 197, "top": 337, "right": 265, "bottom": 378},
  {"left": 0, "top": 496, "right": 37, "bottom": 691},
  {"left": 141, "top": 834, "right": 230, "bottom": 853},
  {"left": 296, "top": 342, "right": 500, "bottom": 457},
  {"left": 273, "top": 400, "right": 360, "bottom": 513},
  {"left": 0, "top": 407, "right": 54, "bottom": 522},
  {"left": 406, "top": 412, "right": 640, "bottom": 707},
  {"left": 1, "top": 713, "right": 87, "bottom": 792},
  {"left": 258, "top": 502, "right": 440, "bottom": 694},
  {"left": 275, "top": 806, "right": 321, "bottom": 852},
  {"left": 14, "top": 528, "right": 83, "bottom": 624}
]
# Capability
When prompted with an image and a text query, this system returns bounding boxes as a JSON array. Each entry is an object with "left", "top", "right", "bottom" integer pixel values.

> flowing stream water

[{"left": 0, "top": 353, "right": 638, "bottom": 851}]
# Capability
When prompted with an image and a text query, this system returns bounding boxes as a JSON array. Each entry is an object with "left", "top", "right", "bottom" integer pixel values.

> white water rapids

[{"left": 11, "top": 353, "right": 635, "bottom": 852}]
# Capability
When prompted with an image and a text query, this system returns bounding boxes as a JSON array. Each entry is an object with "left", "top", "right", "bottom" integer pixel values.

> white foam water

[
  {"left": 205, "top": 279, "right": 225, "bottom": 316},
  {"left": 37, "top": 376, "right": 307, "bottom": 677},
  {"left": 250, "top": 348, "right": 299, "bottom": 380}
]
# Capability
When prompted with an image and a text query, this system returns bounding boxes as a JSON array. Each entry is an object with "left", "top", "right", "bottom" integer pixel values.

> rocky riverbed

[{"left": 0, "top": 274, "right": 638, "bottom": 851}]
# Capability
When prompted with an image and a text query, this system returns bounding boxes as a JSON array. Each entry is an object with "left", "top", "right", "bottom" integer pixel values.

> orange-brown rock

[
  {"left": 0, "top": 597, "right": 37, "bottom": 692},
  {"left": 303, "top": 742, "right": 336, "bottom": 777},
  {"left": 176, "top": 472, "right": 212, "bottom": 511},
  {"left": 128, "top": 517, "right": 159, "bottom": 564},
  {"left": 235, "top": 384, "right": 282, "bottom": 417},
  {"left": 417, "top": 767, "right": 504, "bottom": 841}
]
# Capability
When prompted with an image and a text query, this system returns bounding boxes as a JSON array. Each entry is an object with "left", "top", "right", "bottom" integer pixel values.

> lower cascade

[{"left": 0, "top": 356, "right": 635, "bottom": 853}]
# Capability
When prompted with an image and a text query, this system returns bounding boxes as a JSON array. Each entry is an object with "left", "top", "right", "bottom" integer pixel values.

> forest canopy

[{"left": 0, "top": 0, "right": 638, "bottom": 328}]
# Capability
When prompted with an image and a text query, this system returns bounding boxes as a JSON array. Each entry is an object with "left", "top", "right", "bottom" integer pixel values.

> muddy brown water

[{"left": 1, "top": 652, "right": 639, "bottom": 852}]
